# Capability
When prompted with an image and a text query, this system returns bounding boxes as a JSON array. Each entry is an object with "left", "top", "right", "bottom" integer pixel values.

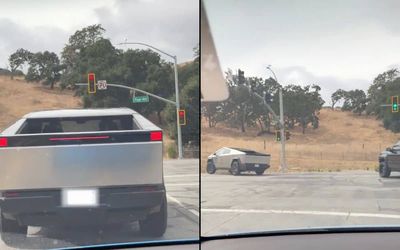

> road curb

[{"left": 168, "top": 201, "right": 199, "bottom": 224}]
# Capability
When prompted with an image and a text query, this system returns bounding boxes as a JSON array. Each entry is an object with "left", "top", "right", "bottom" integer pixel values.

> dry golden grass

[
  {"left": 0, "top": 76, "right": 81, "bottom": 131},
  {"left": 201, "top": 108, "right": 400, "bottom": 172}
]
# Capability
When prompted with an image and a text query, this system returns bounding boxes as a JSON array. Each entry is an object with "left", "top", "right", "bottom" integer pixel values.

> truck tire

[
  {"left": 230, "top": 160, "right": 241, "bottom": 176},
  {"left": 1, "top": 213, "right": 28, "bottom": 245},
  {"left": 379, "top": 163, "right": 391, "bottom": 178},
  {"left": 140, "top": 195, "right": 167, "bottom": 237},
  {"left": 207, "top": 161, "right": 216, "bottom": 174},
  {"left": 255, "top": 169, "right": 265, "bottom": 175}
]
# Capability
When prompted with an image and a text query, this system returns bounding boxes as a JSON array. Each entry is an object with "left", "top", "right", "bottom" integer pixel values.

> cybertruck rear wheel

[
  {"left": 255, "top": 169, "right": 265, "bottom": 175},
  {"left": 230, "top": 160, "right": 241, "bottom": 176},
  {"left": 139, "top": 195, "right": 167, "bottom": 237}
]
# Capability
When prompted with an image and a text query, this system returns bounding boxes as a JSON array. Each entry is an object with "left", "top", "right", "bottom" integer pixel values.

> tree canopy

[
  {"left": 7, "top": 24, "right": 199, "bottom": 148},
  {"left": 202, "top": 70, "right": 324, "bottom": 134},
  {"left": 330, "top": 68, "right": 400, "bottom": 132}
]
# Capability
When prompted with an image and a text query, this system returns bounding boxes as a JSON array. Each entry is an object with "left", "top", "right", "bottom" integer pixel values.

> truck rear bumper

[
  {"left": 242, "top": 163, "right": 270, "bottom": 172},
  {"left": 0, "top": 185, "right": 165, "bottom": 227}
]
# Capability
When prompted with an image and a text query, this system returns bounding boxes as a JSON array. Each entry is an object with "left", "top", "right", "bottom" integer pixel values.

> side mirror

[{"left": 386, "top": 147, "right": 393, "bottom": 152}]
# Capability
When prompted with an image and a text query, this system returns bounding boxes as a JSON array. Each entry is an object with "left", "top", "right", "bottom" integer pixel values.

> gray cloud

[
  {"left": 0, "top": 18, "right": 69, "bottom": 69},
  {"left": 97, "top": 0, "right": 199, "bottom": 63},
  {"left": 0, "top": 0, "right": 198, "bottom": 69},
  {"left": 275, "top": 65, "right": 370, "bottom": 104},
  {"left": 204, "top": 0, "right": 400, "bottom": 102}
]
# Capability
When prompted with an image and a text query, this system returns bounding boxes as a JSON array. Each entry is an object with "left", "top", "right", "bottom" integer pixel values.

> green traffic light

[{"left": 391, "top": 96, "right": 399, "bottom": 112}]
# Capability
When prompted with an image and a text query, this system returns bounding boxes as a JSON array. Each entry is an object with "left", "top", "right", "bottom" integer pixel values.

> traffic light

[
  {"left": 178, "top": 109, "right": 186, "bottom": 125},
  {"left": 88, "top": 73, "right": 96, "bottom": 94},
  {"left": 276, "top": 130, "right": 290, "bottom": 141},
  {"left": 276, "top": 130, "right": 281, "bottom": 141},
  {"left": 391, "top": 96, "right": 399, "bottom": 113},
  {"left": 285, "top": 131, "right": 291, "bottom": 140},
  {"left": 238, "top": 69, "right": 245, "bottom": 85},
  {"left": 264, "top": 92, "right": 273, "bottom": 104}
]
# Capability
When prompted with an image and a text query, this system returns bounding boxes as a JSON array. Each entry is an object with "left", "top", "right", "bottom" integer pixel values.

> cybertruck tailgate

[
  {"left": 244, "top": 155, "right": 270, "bottom": 164},
  {"left": 0, "top": 131, "right": 163, "bottom": 190}
]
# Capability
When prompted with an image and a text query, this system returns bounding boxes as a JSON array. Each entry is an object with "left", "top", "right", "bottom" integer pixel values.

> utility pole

[
  {"left": 279, "top": 88, "right": 287, "bottom": 172},
  {"left": 173, "top": 56, "right": 183, "bottom": 159},
  {"left": 267, "top": 65, "right": 287, "bottom": 172},
  {"left": 234, "top": 66, "right": 287, "bottom": 172}
]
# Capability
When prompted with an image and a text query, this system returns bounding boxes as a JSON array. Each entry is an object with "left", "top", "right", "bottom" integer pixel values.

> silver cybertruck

[
  {"left": 0, "top": 108, "right": 166, "bottom": 244},
  {"left": 207, "top": 147, "right": 271, "bottom": 175}
]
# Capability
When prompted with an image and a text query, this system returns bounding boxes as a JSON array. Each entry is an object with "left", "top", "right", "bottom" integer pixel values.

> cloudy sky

[
  {"left": 0, "top": 0, "right": 199, "bottom": 68},
  {"left": 204, "top": 0, "right": 400, "bottom": 103}
]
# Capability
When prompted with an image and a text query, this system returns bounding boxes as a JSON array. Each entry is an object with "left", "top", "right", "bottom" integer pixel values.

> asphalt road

[
  {"left": 202, "top": 170, "right": 400, "bottom": 236},
  {"left": 0, "top": 159, "right": 199, "bottom": 249}
]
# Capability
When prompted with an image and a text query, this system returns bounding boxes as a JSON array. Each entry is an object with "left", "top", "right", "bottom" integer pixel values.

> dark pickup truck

[{"left": 379, "top": 142, "right": 400, "bottom": 178}]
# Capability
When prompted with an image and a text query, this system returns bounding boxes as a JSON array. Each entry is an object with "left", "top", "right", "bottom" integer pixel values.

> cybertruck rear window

[{"left": 17, "top": 115, "right": 140, "bottom": 134}]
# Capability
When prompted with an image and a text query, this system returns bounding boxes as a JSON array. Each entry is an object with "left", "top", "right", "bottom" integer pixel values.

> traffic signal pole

[
  {"left": 279, "top": 88, "right": 287, "bottom": 172},
  {"left": 266, "top": 66, "right": 287, "bottom": 173},
  {"left": 173, "top": 56, "right": 183, "bottom": 159},
  {"left": 234, "top": 67, "right": 288, "bottom": 172}
]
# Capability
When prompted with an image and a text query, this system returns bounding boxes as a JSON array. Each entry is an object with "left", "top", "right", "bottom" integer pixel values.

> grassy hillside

[
  {"left": 0, "top": 76, "right": 177, "bottom": 157},
  {"left": 201, "top": 108, "right": 400, "bottom": 172},
  {"left": 0, "top": 76, "right": 81, "bottom": 131}
]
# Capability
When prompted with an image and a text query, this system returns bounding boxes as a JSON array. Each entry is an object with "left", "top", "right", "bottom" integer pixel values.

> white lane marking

[
  {"left": 202, "top": 208, "right": 400, "bottom": 219},
  {"left": 190, "top": 209, "right": 200, "bottom": 217},
  {"left": 167, "top": 194, "right": 199, "bottom": 217},
  {"left": 164, "top": 174, "right": 199, "bottom": 178},
  {"left": 166, "top": 183, "right": 198, "bottom": 186}
]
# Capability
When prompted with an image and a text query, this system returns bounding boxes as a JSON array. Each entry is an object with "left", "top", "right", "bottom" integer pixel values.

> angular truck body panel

[
  {"left": 0, "top": 141, "right": 162, "bottom": 190},
  {"left": 386, "top": 154, "right": 400, "bottom": 171}
]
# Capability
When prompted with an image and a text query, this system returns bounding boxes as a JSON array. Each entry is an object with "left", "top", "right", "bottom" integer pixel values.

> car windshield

[
  {"left": 202, "top": 0, "right": 400, "bottom": 237},
  {"left": 0, "top": 0, "right": 199, "bottom": 249}
]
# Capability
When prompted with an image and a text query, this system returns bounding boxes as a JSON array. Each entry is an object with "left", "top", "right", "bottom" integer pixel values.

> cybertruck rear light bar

[
  {"left": 49, "top": 135, "right": 110, "bottom": 141},
  {"left": 0, "top": 137, "right": 8, "bottom": 147},
  {"left": 4, "top": 131, "right": 162, "bottom": 147}
]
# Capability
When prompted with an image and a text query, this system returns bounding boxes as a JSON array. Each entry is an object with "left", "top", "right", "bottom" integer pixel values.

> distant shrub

[
  {"left": 0, "top": 68, "right": 23, "bottom": 76},
  {"left": 0, "top": 68, "right": 11, "bottom": 76},
  {"left": 167, "top": 144, "right": 178, "bottom": 159}
]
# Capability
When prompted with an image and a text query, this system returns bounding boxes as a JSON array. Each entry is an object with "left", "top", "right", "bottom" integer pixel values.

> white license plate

[
  {"left": 61, "top": 188, "right": 99, "bottom": 207},
  {"left": 254, "top": 164, "right": 260, "bottom": 168}
]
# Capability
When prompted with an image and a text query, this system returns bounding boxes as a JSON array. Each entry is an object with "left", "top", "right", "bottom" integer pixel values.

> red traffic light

[
  {"left": 178, "top": 109, "right": 186, "bottom": 125},
  {"left": 88, "top": 73, "right": 96, "bottom": 94},
  {"left": 88, "top": 73, "right": 95, "bottom": 81}
]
